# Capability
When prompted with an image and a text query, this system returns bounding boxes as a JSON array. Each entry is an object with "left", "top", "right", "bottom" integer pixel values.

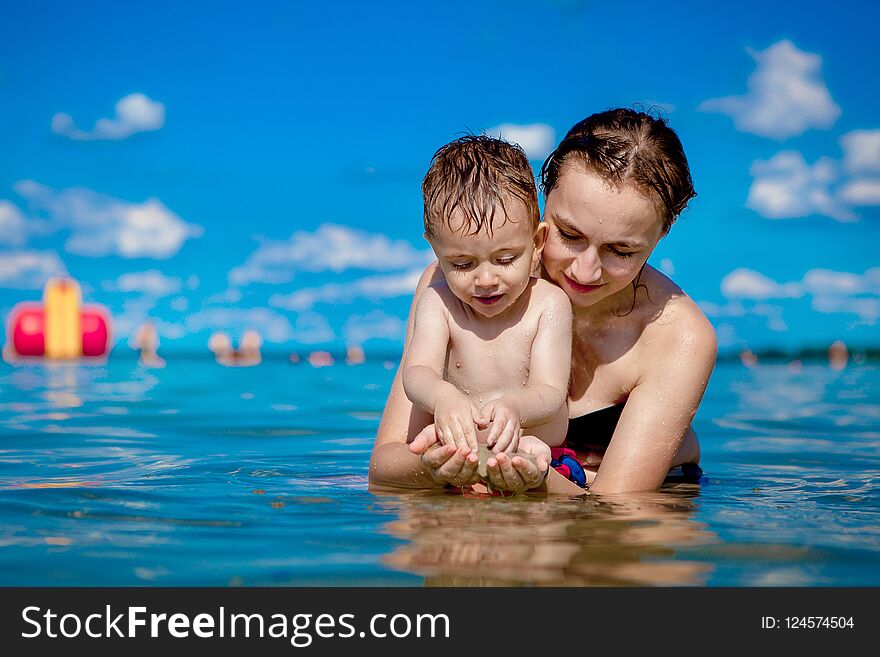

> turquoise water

[{"left": 0, "top": 354, "right": 878, "bottom": 586}]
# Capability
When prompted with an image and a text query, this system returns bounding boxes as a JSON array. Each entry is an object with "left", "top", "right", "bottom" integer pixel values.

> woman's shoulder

[{"left": 639, "top": 266, "right": 717, "bottom": 356}]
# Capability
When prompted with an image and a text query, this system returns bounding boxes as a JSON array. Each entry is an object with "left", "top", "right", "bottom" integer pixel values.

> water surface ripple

[{"left": 0, "top": 356, "right": 877, "bottom": 586}]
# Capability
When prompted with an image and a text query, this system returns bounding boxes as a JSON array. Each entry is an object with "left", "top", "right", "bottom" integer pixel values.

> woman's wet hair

[
  {"left": 540, "top": 108, "right": 696, "bottom": 233},
  {"left": 422, "top": 134, "right": 540, "bottom": 238}
]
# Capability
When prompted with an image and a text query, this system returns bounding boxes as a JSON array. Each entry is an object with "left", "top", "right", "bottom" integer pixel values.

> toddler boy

[{"left": 403, "top": 135, "right": 572, "bottom": 488}]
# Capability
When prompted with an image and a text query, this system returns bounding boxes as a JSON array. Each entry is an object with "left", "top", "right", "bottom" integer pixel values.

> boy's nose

[{"left": 475, "top": 265, "right": 499, "bottom": 289}]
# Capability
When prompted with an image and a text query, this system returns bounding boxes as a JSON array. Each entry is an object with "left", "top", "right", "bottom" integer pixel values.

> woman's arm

[
  {"left": 589, "top": 306, "right": 717, "bottom": 494},
  {"left": 371, "top": 262, "right": 487, "bottom": 490},
  {"left": 369, "top": 263, "right": 447, "bottom": 489}
]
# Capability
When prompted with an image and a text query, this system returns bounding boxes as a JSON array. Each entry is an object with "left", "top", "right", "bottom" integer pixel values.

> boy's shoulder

[
  {"left": 417, "top": 279, "right": 457, "bottom": 312},
  {"left": 529, "top": 277, "right": 572, "bottom": 310}
]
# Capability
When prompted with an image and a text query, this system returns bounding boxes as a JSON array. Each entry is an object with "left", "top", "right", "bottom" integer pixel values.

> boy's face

[{"left": 428, "top": 202, "right": 547, "bottom": 318}]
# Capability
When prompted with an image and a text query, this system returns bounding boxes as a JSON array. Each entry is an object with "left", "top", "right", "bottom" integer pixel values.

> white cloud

[
  {"left": 229, "top": 224, "right": 432, "bottom": 286},
  {"left": 720, "top": 266, "right": 880, "bottom": 326},
  {"left": 746, "top": 151, "right": 854, "bottom": 221},
  {"left": 812, "top": 296, "right": 880, "bottom": 324},
  {"left": 837, "top": 179, "right": 880, "bottom": 206},
  {"left": 802, "top": 269, "right": 864, "bottom": 296},
  {"left": 293, "top": 312, "right": 335, "bottom": 345},
  {"left": 714, "top": 322, "right": 739, "bottom": 349},
  {"left": 697, "top": 300, "right": 746, "bottom": 318},
  {"left": 14, "top": 180, "right": 203, "bottom": 258},
  {"left": 0, "top": 250, "right": 67, "bottom": 289},
  {"left": 113, "top": 295, "right": 185, "bottom": 341},
  {"left": 186, "top": 307, "right": 295, "bottom": 343},
  {"left": 52, "top": 93, "right": 165, "bottom": 141},
  {"left": 840, "top": 129, "right": 880, "bottom": 173},
  {"left": 112, "top": 295, "right": 155, "bottom": 339},
  {"left": 0, "top": 201, "right": 27, "bottom": 245},
  {"left": 104, "top": 270, "right": 181, "bottom": 297},
  {"left": 169, "top": 296, "right": 189, "bottom": 312},
  {"left": 344, "top": 311, "right": 406, "bottom": 344},
  {"left": 205, "top": 287, "right": 243, "bottom": 305},
  {"left": 750, "top": 303, "right": 788, "bottom": 332},
  {"left": 270, "top": 268, "right": 423, "bottom": 311},
  {"left": 863, "top": 267, "right": 880, "bottom": 294},
  {"left": 721, "top": 269, "right": 803, "bottom": 300},
  {"left": 485, "top": 123, "right": 556, "bottom": 161},
  {"left": 698, "top": 40, "right": 840, "bottom": 139}
]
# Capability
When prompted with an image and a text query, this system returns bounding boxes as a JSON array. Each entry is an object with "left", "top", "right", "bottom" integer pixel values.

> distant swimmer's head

[
  {"left": 422, "top": 135, "right": 546, "bottom": 318},
  {"left": 239, "top": 329, "right": 262, "bottom": 354},
  {"left": 208, "top": 331, "right": 232, "bottom": 355}
]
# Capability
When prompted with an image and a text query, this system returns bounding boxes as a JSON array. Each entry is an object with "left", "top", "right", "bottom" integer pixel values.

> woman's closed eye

[
  {"left": 557, "top": 228, "right": 580, "bottom": 242},
  {"left": 608, "top": 246, "right": 637, "bottom": 259}
]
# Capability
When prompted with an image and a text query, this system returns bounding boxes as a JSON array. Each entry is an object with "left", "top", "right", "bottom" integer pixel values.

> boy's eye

[
  {"left": 450, "top": 262, "right": 473, "bottom": 271},
  {"left": 497, "top": 256, "right": 517, "bottom": 266}
]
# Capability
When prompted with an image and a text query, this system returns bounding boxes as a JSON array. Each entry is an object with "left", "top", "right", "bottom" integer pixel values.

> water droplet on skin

[{"left": 455, "top": 362, "right": 461, "bottom": 368}]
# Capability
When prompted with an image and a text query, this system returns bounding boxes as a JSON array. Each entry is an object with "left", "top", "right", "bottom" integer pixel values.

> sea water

[{"left": 0, "top": 353, "right": 877, "bottom": 586}]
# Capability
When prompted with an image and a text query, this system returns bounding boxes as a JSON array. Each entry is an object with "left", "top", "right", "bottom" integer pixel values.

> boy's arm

[
  {"left": 402, "top": 288, "right": 482, "bottom": 452},
  {"left": 484, "top": 288, "right": 573, "bottom": 448}
]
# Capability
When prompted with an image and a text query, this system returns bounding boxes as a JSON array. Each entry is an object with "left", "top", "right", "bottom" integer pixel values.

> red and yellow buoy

[{"left": 4, "top": 278, "right": 112, "bottom": 361}]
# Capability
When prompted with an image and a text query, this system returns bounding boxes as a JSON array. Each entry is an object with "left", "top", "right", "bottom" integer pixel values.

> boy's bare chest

[{"left": 443, "top": 314, "right": 541, "bottom": 397}]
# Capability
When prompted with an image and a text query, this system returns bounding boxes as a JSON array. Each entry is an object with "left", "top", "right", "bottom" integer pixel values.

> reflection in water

[{"left": 379, "top": 487, "right": 717, "bottom": 586}]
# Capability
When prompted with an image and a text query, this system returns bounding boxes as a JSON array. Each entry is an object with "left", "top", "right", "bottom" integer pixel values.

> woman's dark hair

[{"left": 540, "top": 108, "right": 696, "bottom": 233}]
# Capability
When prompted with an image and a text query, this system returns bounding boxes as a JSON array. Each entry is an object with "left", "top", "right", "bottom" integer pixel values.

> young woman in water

[{"left": 369, "top": 108, "right": 716, "bottom": 495}]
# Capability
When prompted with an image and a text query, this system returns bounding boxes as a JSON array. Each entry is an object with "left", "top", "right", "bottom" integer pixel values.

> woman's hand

[
  {"left": 409, "top": 424, "right": 480, "bottom": 488},
  {"left": 484, "top": 451, "right": 549, "bottom": 494}
]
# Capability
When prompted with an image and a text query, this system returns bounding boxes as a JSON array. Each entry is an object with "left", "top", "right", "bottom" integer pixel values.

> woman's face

[{"left": 542, "top": 165, "right": 665, "bottom": 311}]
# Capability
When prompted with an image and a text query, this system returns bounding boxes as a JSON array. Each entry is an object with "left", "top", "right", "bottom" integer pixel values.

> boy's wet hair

[
  {"left": 540, "top": 108, "right": 696, "bottom": 234},
  {"left": 422, "top": 134, "right": 539, "bottom": 238}
]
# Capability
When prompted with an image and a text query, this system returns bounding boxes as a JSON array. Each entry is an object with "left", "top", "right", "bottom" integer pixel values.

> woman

[{"left": 369, "top": 108, "right": 716, "bottom": 495}]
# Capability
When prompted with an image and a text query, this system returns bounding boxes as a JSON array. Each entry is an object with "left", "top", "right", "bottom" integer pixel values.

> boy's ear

[
  {"left": 533, "top": 222, "right": 548, "bottom": 255},
  {"left": 531, "top": 223, "right": 548, "bottom": 275}
]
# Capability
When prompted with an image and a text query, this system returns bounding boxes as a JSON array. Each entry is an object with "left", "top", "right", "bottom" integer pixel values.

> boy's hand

[
  {"left": 434, "top": 389, "right": 486, "bottom": 452},
  {"left": 480, "top": 397, "right": 523, "bottom": 453}
]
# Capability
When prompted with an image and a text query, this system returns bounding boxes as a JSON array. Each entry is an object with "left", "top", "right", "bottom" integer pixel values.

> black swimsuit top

[
  {"left": 565, "top": 402, "right": 626, "bottom": 452},
  {"left": 564, "top": 400, "right": 704, "bottom": 482}
]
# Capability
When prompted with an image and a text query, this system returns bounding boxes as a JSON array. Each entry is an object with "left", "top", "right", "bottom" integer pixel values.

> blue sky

[{"left": 1, "top": 0, "right": 878, "bottom": 356}]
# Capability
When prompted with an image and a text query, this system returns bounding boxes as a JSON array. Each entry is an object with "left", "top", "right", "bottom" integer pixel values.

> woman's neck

[{"left": 571, "top": 281, "right": 640, "bottom": 328}]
